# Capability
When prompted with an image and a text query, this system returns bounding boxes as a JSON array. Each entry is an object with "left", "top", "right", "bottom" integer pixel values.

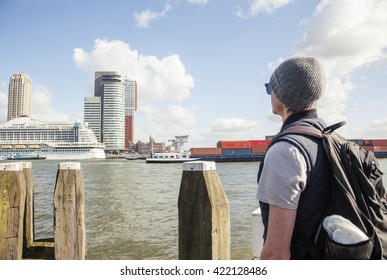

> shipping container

[
  {"left": 249, "top": 140, "right": 271, "bottom": 147},
  {"left": 217, "top": 141, "right": 252, "bottom": 149},
  {"left": 349, "top": 139, "right": 364, "bottom": 146},
  {"left": 190, "top": 147, "right": 222, "bottom": 156},
  {"left": 252, "top": 146, "right": 268, "bottom": 154},
  {"left": 363, "top": 140, "right": 374, "bottom": 146},
  {"left": 222, "top": 148, "right": 252, "bottom": 156},
  {"left": 371, "top": 140, "right": 387, "bottom": 146},
  {"left": 363, "top": 139, "right": 387, "bottom": 146},
  {"left": 360, "top": 145, "right": 387, "bottom": 152},
  {"left": 370, "top": 146, "right": 387, "bottom": 152}
]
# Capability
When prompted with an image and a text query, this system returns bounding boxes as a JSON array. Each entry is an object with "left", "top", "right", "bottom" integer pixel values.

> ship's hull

[
  {"left": 0, "top": 147, "right": 106, "bottom": 160},
  {"left": 146, "top": 157, "right": 199, "bottom": 163},
  {"left": 0, "top": 117, "right": 107, "bottom": 160}
]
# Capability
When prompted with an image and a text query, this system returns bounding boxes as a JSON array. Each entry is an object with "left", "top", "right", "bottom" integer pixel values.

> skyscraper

[
  {"left": 7, "top": 73, "right": 32, "bottom": 121},
  {"left": 85, "top": 71, "right": 125, "bottom": 152},
  {"left": 85, "top": 72, "right": 137, "bottom": 152},
  {"left": 102, "top": 75, "right": 125, "bottom": 151},
  {"left": 123, "top": 79, "right": 137, "bottom": 149}
]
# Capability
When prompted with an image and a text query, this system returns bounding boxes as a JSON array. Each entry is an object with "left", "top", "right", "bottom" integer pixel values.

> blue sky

[{"left": 1, "top": 0, "right": 387, "bottom": 148}]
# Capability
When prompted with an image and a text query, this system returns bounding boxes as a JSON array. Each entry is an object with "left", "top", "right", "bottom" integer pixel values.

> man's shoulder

[{"left": 266, "top": 141, "right": 306, "bottom": 162}]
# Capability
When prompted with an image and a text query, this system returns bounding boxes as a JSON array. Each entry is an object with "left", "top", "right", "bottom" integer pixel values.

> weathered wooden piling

[
  {"left": 53, "top": 162, "right": 86, "bottom": 260},
  {"left": 0, "top": 163, "right": 26, "bottom": 260},
  {"left": 178, "top": 161, "right": 230, "bottom": 260},
  {"left": 21, "top": 162, "right": 34, "bottom": 253}
]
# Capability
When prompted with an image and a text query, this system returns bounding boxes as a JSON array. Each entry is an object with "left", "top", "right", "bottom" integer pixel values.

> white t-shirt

[{"left": 257, "top": 141, "right": 307, "bottom": 210}]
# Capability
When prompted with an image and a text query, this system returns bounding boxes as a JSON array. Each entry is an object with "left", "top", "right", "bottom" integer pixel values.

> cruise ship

[{"left": 0, "top": 117, "right": 105, "bottom": 160}]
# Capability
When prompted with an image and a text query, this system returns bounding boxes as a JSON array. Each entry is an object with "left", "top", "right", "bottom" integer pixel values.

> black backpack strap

[
  {"left": 323, "top": 121, "right": 346, "bottom": 133},
  {"left": 278, "top": 125, "right": 323, "bottom": 139},
  {"left": 274, "top": 121, "right": 345, "bottom": 140}
]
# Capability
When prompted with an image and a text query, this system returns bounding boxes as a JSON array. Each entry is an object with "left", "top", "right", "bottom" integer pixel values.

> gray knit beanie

[{"left": 269, "top": 56, "right": 326, "bottom": 111}]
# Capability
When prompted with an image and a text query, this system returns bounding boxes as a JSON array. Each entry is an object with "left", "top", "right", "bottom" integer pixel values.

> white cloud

[
  {"left": 31, "top": 84, "right": 70, "bottom": 122},
  {"left": 235, "top": 0, "right": 294, "bottom": 18},
  {"left": 137, "top": 105, "right": 197, "bottom": 142},
  {"left": 202, "top": 118, "right": 262, "bottom": 144},
  {"left": 370, "top": 118, "right": 387, "bottom": 129},
  {"left": 0, "top": 81, "right": 7, "bottom": 124},
  {"left": 296, "top": 0, "right": 387, "bottom": 74},
  {"left": 210, "top": 118, "right": 260, "bottom": 133},
  {"left": 142, "top": 105, "right": 196, "bottom": 130},
  {"left": 342, "top": 117, "right": 387, "bottom": 140},
  {"left": 134, "top": 3, "right": 173, "bottom": 29},
  {"left": 73, "top": 39, "right": 194, "bottom": 106},
  {"left": 134, "top": 1, "right": 208, "bottom": 29},
  {"left": 187, "top": 0, "right": 208, "bottom": 7},
  {"left": 293, "top": 0, "right": 387, "bottom": 128}
]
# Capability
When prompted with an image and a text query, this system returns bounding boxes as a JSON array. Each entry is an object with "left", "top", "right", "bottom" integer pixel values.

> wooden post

[
  {"left": 0, "top": 163, "right": 26, "bottom": 260},
  {"left": 178, "top": 161, "right": 230, "bottom": 260},
  {"left": 21, "top": 162, "right": 34, "bottom": 252},
  {"left": 53, "top": 162, "right": 86, "bottom": 260}
]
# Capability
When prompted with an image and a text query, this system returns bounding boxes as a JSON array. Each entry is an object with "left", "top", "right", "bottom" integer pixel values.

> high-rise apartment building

[
  {"left": 7, "top": 73, "right": 32, "bottom": 121},
  {"left": 84, "top": 96, "right": 101, "bottom": 142},
  {"left": 123, "top": 79, "right": 137, "bottom": 149}
]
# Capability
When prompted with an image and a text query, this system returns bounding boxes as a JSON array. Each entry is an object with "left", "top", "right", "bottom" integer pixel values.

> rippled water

[
  {"left": 30, "top": 159, "right": 387, "bottom": 260},
  {"left": 31, "top": 160, "right": 260, "bottom": 260}
]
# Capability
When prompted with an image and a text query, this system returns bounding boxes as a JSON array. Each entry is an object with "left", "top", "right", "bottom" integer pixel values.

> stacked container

[
  {"left": 360, "top": 139, "right": 387, "bottom": 153},
  {"left": 190, "top": 147, "right": 222, "bottom": 157},
  {"left": 190, "top": 137, "right": 387, "bottom": 161},
  {"left": 251, "top": 140, "right": 271, "bottom": 155}
]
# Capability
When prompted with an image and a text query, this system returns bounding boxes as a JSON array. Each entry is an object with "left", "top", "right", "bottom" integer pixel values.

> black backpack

[{"left": 274, "top": 121, "right": 387, "bottom": 259}]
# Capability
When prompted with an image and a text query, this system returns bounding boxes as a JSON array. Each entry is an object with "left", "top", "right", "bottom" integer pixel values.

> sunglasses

[{"left": 265, "top": 83, "right": 272, "bottom": 95}]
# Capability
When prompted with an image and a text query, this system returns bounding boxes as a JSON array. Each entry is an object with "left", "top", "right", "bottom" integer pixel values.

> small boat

[
  {"left": 125, "top": 154, "right": 139, "bottom": 160},
  {"left": 6, "top": 154, "right": 46, "bottom": 160}
]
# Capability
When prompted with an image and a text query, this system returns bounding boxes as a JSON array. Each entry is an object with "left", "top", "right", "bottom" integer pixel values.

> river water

[{"left": 30, "top": 159, "right": 387, "bottom": 260}]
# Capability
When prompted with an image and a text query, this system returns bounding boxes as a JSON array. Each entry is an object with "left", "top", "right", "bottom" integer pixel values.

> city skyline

[{"left": 1, "top": 0, "right": 387, "bottom": 148}]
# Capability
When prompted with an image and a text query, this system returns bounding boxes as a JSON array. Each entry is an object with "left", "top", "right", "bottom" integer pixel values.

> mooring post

[
  {"left": 252, "top": 207, "right": 264, "bottom": 259},
  {"left": 53, "top": 162, "right": 86, "bottom": 260},
  {"left": 0, "top": 162, "right": 26, "bottom": 260},
  {"left": 21, "top": 162, "right": 34, "bottom": 253},
  {"left": 178, "top": 161, "right": 230, "bottom": 260}
]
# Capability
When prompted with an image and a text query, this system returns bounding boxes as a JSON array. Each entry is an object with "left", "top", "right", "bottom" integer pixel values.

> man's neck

[{"left": 281, "top": 108, "right": 319, "bottom": 128}]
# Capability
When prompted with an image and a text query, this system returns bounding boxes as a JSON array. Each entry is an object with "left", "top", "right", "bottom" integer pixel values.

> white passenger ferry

[
  {"left": 146, "top": 135, "right": 198, "bottom": 163},
  {"left": 0, "top": 117, "right": 105, "bottom": 160}
]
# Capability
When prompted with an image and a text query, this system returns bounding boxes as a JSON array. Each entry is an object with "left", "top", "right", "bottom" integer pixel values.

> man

[{"left": 257, "top": 56, "right": 331, "bottom": 259}]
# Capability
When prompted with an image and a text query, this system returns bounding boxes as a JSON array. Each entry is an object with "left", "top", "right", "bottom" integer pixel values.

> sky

[{"left": 1, "top": 0, "right": 387, "bottom": 148}]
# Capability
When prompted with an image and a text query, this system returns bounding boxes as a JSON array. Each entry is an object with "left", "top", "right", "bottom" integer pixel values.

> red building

[{"left": 124, "top": 80, "right": 137, "bottom": 149}]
